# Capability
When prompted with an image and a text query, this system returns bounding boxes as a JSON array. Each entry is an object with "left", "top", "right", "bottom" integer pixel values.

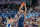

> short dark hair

[{"left": 8, "top": 17, "right": 11, "bottom": 19}]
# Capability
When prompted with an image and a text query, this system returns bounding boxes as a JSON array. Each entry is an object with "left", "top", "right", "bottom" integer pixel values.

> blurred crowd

[{"left": 0, "top": 1, "right": 40, "bottom": 27}]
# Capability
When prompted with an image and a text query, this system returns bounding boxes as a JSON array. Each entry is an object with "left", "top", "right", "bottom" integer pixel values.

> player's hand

[
  {"left": 25, "top": 4, "right": 26, "bottom": 7},
  {"left": 21, "top": 5, "right": 23, "bottom": 8}
]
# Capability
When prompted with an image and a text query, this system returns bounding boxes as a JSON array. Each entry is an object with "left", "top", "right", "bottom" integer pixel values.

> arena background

[{"left": 0, "top": 0, "right": 40, "bottom": 27}]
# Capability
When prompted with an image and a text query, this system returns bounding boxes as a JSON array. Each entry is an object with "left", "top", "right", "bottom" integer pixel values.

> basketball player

[
  {"left": 18, "top": 3, "right": 27, "bottom": 27},
  {"left": 6, "top": 15, "right": 21, "bottom": 27}
]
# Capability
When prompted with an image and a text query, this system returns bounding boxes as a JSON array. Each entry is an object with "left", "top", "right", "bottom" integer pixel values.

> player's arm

[
  {"left": 24, "top": 4, "right": 27, "bottom": 20},
  {"left": 13, "top": 18, "right": 18, "bottom": 23},
  {"left": 12, "top": 15, "right": 21, "bottom": 23},
  {"left": 24, "top": 4, "right": 27, "bottom": 16},
  {"left": 18, "top": 5, "right": 23, "bottom": 14}
]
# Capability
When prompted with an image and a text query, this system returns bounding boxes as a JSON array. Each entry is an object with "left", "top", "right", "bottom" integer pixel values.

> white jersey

[{"left": 6, "top": 20, "right": 12, "bottom": 27}]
